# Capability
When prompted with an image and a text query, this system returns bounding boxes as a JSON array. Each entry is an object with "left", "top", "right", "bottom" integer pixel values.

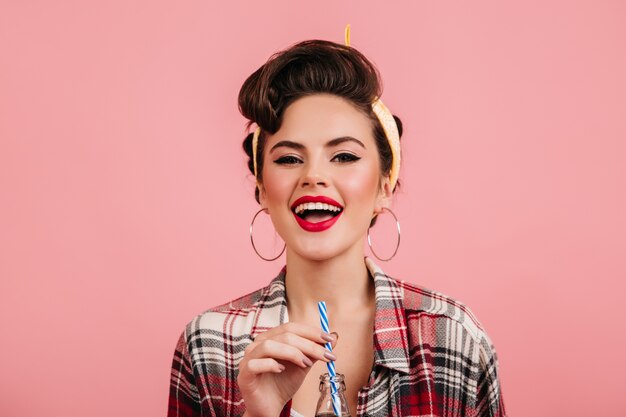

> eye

[
  {"left": 332, "top": 152, "right": 361, "bottom": 163},
  {"left": 273, "top": 155, "right": 303, "bottom": 165}
]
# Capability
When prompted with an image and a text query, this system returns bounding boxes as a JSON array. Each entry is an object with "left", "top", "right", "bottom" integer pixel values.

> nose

[{"left": 299, "top": 160, "right": 329, "bottom": 188}]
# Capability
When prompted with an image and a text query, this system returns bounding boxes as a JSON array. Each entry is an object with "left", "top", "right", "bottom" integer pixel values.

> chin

[
  {"left": 289, "top": 240, "right": 358, "bottom": 262},
  {"left": 292, "top": 246, "right": 336, "bottom": 262}
]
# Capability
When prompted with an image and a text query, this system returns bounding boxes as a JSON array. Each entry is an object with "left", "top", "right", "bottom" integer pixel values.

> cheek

[
  {"left": 340, "top": 164, "right": 381, "bottom": 203},
  {"left": 261, "top": 169, "right": 295, "bottom": 206}
]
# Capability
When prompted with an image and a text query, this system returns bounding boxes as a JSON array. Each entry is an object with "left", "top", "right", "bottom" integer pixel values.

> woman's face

[{"left": 259, "top": 93, "right": 392, "bottom": 261}]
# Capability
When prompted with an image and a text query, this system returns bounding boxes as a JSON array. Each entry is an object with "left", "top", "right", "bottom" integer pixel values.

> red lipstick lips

[{"left": 291, "top": 195, "right": 343, "bottom": 232}]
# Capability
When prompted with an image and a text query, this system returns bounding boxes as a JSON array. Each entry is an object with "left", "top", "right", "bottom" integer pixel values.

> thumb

[{"left": 330, "top": 332, "right": 339, "bottom": 349}]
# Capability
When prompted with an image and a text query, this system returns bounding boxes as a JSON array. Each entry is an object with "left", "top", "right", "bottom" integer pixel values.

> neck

[{"left": 284, "top": 243, "right": 375, "bottom": 323}]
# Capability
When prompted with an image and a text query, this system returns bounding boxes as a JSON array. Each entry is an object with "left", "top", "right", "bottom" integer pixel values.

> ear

[{"left": 374, "top": 176, "right": 393, "bottom": 214}]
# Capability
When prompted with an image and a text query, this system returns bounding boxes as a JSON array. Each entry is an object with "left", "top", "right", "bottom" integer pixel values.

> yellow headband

[{"left": 252, "top": 24, "right": 401, "bottom": 189}]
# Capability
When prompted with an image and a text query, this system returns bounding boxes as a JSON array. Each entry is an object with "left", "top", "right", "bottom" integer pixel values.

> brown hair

[{"left": 238, "top": 39, "right": 403, "bottom": 204}]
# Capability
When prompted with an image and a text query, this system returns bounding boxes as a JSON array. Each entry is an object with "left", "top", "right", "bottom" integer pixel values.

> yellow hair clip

[{"left": 344, "top": 23, "right": 400, "bottom": 189}]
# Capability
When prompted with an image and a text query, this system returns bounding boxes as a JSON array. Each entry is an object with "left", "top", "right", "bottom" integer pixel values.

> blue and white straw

[{"left": 318, "top": 301, "right": 341, "bottom": 417}]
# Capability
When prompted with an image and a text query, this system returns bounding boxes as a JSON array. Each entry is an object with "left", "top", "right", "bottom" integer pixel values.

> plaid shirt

[{"left": 168, "top": 257, "right": 506, "bottom": 417}]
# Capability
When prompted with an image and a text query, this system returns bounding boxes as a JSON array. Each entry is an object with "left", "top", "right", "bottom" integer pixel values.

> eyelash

[
  {"left": 274, "top": 155, "right": 302, "bottom": 165},
  {"left": 333, "top": 153, "right": 360, "bottom": 163},
  {"left": 273, "top": 153, "right": 361, "bottom": 165}
]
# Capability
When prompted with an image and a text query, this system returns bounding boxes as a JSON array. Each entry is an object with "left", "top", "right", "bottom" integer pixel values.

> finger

[
  {"left": 248, "top": 339, "right": 314, "bottom": 368},
  {"left": 253, "top": 322, "right": 334, "bottom": 346},
  {"left": 272, "top": 332, "right": 337, "bottom": 363},
  {"left": 244, "top": 340, "right": 259, "bottom": 356},
  {"left": 243, "top": 358, "right": 286, "bottom": 375}
]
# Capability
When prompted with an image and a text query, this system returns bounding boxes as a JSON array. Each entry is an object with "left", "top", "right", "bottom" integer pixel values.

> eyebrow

[{"left": 269, "top": 136, "right": 366, "bottom": 153}]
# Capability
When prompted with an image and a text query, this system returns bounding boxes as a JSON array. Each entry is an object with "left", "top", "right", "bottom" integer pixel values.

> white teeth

[{"left": 294, "top": 202, "right": 342, "bottom": 214}]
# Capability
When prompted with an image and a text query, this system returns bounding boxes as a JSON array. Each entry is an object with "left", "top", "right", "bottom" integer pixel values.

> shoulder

[
  {"left": 366, "top": 257, "right": 493, "bottom": 344},
  {"left": 391, "top": 275, "right": 490, "bottom": 343},
  {"left": 179, "top": 268, "right": 290, "bottom": 356},
  {"left": 182, "top": 283, "right": 271, "bottom": 340},
  {"left": 172, "top": 283, "right": 273, "bottom": 383},
  {"left": 169, "top": 278, "right": 286, "bottom": 414},
  {"left": 390, "top": 275, "right": 503, "bottom": 386},
  {"left": 394, "top": 277, "right": 507, "bottom": 414}
]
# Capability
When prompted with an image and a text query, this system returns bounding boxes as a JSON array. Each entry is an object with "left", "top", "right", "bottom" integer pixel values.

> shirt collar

[
  {"left": 249, "top": 256, "right": 410, "bottom": 374},
  {"left": 365, "top": 256, "right": 411, "bottom": 374}
]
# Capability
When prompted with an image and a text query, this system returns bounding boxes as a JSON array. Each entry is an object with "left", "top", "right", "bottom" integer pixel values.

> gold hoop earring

[
  {"left": 367, "top": 207, "right": 401, "bottom": 262},
  {"left": 249, "top": 208, "right": 286, "bottom": 261}
]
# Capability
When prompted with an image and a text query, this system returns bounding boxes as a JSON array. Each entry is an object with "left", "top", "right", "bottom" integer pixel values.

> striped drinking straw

[{"left": 318, "top": 301, "right": 341, "bottom": 417}]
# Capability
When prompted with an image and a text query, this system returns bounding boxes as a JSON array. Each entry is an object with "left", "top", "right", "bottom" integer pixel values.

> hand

[{"left": 237, "top": 322, "right": 338, "bottom": 417}]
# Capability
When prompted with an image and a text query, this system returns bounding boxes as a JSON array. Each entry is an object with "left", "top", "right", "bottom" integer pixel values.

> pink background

[{"left": 1, "top": 1, "right": 625, "bottom": 416}]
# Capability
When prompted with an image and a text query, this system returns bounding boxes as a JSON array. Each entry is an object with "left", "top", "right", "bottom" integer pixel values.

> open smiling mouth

[
  {"left": 291, "top": 198, "right": 344, "bottom": 232},
  {"left": 294, "top": 202, "right": 342, "bottom": 222}
]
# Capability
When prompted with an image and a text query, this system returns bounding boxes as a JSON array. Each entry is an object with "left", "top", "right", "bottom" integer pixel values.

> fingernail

[
  {"left": 321, "top": 332, "right": 335, "bottom": 342},
  {"left": 331, "top": 332, "right": 339, "bottom": 342},
  {"left": 323, "top": 350, "right": 337, "bottom": 361},
  {"left": 302, "top": 357, "right": 314, "bottom": 367},
  {"left": 278, "top": 364, "right": 286, "bottom": 372}
]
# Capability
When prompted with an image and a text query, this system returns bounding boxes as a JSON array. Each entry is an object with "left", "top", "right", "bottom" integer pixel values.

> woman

[{"left": 168, "top": 34, "right": 506, "bottom": 417}]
